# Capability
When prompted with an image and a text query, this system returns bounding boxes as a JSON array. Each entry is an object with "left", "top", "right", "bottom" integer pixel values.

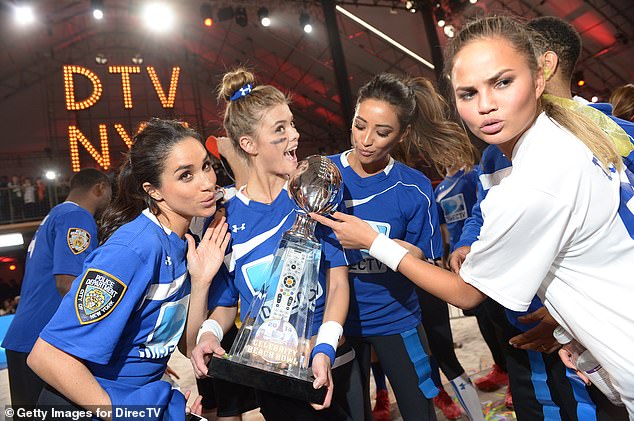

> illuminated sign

[{"left": 63, "top": 65, "right": 181, "bottom": 171}]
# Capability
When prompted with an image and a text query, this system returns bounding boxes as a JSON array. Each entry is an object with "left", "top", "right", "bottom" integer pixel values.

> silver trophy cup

[{"left": 208, "top": 155, "right": 342, "bottom": 404}]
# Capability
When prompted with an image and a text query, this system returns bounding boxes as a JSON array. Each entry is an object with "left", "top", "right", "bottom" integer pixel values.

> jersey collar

[
  {"left": 340, "top": 149, "right": 395, "bottom": 176},
  {"left": 142, "top": 208, "right": 172, "bottom": 235}
]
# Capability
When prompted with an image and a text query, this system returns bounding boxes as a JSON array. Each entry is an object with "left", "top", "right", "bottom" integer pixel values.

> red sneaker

[
  {"left": 372, "top": 389, "right": 391, "bottom": 421},
  {"left": 474, "top": 364, "right": 508, "bottom": 392},
  {"left": 504, "top": 386, "right": 514, "bottom": 409},
  {"left": 433, "top": 388, "right": 462, "bottom": 420}
]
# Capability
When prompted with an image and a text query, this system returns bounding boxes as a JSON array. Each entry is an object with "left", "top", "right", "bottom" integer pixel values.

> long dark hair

[
  {"left": 98, "top": 118, "right": 202, "bottom": 243},
  {"left": 356, "top": 73, "right": 477, "bottom": 173}
]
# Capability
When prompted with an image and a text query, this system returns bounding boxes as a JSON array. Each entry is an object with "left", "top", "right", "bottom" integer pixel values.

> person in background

[
  {"left": 2, "top": 168, "right": 111, "bottom": 409},
  {"left": 22, "top": 177, "right": 36, "bottom": 219},
  {"left": 609, "top": 84, "right": 634, "bottom": 122}
]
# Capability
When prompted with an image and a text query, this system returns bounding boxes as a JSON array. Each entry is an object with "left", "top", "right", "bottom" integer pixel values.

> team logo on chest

[
  {"left": 232, "top": 223, "right": 246, "bottom": 232},
  {"left": 67, "top": 228, "right": 91, "bottom": 254},
  {"left": 75, "top": 269, "right": 127, "bottom": 324}
]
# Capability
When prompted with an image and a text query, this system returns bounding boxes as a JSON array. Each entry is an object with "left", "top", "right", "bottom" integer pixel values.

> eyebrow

[
  {"left": 173, "top": 154, "right": 210, "bottom": 174},
  {"left": 354, "top": 115, "right": 394, "bottom": 129},
  {"left": 174, "top": 164, "right": 193, "bottom": 174},
  {"left": 455, "top": 68, "right": 514, "bottom": 91}
]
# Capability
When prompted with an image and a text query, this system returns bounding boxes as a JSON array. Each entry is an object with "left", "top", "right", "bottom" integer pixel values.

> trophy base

[{"left": 207, "top": 355, "right": 327, "bottom": 404}]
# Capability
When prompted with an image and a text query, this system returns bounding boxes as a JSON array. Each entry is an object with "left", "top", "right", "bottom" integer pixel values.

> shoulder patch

[
  {"left": 75, "top": 269, "right": 127, "bottom": 325},
  {"left": 67, "top": 228, "right": 91, "bottom": 254}
]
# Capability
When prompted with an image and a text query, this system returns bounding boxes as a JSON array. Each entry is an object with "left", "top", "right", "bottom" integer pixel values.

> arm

[
  {"left": 28, "top": 338, "right": 112, "bottom": 415},
  {"left": 393, "top": 239, "right": 424, "bottom": 260},
  {"left": 311, "top": 212, "right": 487, "bottom": 310},
  {"left": 55, "top": 274, "right": 76, "bottom": 296},
  {"left": 322, "top": 265, "right": 349, "bottom": 329},
  {"left": 179, "top": 217, "right": 230, "bottom": 357},
  {"left": 190, "top": 305, "right": 237, "bottom": 378},
  {"left": 310, "top": 265, "right": 349, "bottom": 410}
]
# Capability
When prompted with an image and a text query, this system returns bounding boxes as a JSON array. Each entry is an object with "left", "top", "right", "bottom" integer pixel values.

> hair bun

[{"left": 218, "top": 68, "right": 256, "bottom": 102}]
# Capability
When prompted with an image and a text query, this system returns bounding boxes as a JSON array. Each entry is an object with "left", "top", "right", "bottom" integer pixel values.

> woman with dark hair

[
  {"left": 28, "top": 118, "right": 229, "bottom": 418},
  {"left": 328, "top": 73, "right": 483, "bottom": 421}
]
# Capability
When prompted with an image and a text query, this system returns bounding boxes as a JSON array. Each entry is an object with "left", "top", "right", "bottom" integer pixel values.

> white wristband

[
  {"left": 197, "top": 319, "right": 224, "bottom": 344},
  {"left": 369, "top": 233, "right": 408, "bottom": 272},
  {"left": 316, "top": 321, "right": 343, "bottom": 350}
]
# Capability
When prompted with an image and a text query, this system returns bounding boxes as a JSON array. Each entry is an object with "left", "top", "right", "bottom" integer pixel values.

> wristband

[
  {"left": 316, "top": 320, "right": 343, "bottom": 350},
  {"left": 368, "top": 233, "right": 408, "bottom": 271},
  {"left": 311, "top": 343, "right": 336, "bottom": 366},
  {"left": 196, "top": 319, "right": 224, "bottom": 344}
]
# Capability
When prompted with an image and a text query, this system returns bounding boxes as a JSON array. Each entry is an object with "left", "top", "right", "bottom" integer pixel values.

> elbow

[
  {"left": 27, "top": 343, "right": 45, "bottom": 377},
  {"left": 455, "top": 288, "right": 486, "bottom": 311}
]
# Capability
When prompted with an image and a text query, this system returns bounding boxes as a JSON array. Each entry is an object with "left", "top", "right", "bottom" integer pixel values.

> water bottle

[{"left": 553, "top": 326, "right": 623, "bottom": 406}]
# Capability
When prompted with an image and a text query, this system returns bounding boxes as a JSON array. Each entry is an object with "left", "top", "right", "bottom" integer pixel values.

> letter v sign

[{"left": 147, "top": 66, "right": 180, "bottom": 108}]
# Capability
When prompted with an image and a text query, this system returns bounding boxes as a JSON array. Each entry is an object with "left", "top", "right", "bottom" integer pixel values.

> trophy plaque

[{"left": 207, "top": 155, "right": 343, "bottom": 404}]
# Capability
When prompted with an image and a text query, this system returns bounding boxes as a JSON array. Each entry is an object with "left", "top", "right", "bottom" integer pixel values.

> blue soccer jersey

[
  {"left": 40, "top": 210, "right": 190, "bottom": 386},
  {"left": 2, "top": 202, "right": 97, "bottom": 353},
  {"left": 331, "top": 151, "right": 443, "bottom": 336},
  {"left": 434, "top": 168, "right": 479, "bottom": 252},
  {"left": 207, "top": 185, "right": 350, "bottom": 335}
]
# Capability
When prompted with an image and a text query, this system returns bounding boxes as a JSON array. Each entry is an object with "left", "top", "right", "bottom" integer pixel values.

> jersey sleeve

[
  {"left": 207, "top": 262, "right": 239, "bottom": 309},
  {"left": 459, "top": 185, "right": 574, "bottom": 312},
  {"left": 40, "top": 243, "right": 153, "bottom": 364},
  {"left": 52, "top": 210, "right": 98, "bottom": 277},
  {"left": 404, "top": 183, "right": 442, "bottom": 261},
  {"left": 455, "top": 165, "right": 485, "bottom": 249}
]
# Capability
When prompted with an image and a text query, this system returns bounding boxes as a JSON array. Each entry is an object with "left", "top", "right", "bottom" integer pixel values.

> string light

[
  {"left": 109, "top": 66, "right": 141, "bottom": 109},
  {"left": 114, "top": 124, "right": 133, "bottom": 148},
  {"left": 63, "top": 65, "right": 103, "bottom": 111},
  {"left": 68, "top": 125, "right": 111, "bottom": 171},
  {"left": 146, "top": 66, "right": 180, "bottom": 108}
]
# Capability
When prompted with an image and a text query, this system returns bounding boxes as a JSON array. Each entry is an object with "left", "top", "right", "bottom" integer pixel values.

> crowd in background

[{"left": 0, "top": 175, "right": 72, "bottom": 224}]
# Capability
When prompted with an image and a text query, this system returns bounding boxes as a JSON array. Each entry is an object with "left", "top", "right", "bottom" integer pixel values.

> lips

[
  {"left": 358, "top": 149, "right": 373, "bottom": 157},
  {"left": 201, "top": 195, "right": 216, "bottom": 207},
  {"left": 480, "top": 119, "right": 504, "bottom": 135}
]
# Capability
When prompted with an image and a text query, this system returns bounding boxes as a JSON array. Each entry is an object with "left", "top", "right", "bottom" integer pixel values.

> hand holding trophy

[{"left": 207, "top": 155, "right": 343, "bottom": 404}]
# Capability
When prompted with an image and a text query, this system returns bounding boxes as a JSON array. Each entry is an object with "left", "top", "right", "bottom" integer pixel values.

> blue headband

[{"left": 229, "top": 83, "right": 253, "bottom": 101}]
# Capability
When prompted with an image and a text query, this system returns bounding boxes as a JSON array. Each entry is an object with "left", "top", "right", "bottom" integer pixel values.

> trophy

[{"left": 207, "top": 155, "right": 343, "bottom": 404}]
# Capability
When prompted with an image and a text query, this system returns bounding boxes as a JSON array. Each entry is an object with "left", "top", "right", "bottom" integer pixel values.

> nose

[
  {"left": 360, "top": 129, "right": 372, "bottom": 147},
  {"left": 290, "top": 125, "right": 300, "bottom": 143},
  {"left": 202, "top": 170, "right": 217, "bottom": 191},
  {"left": 478, "top": 89, "right": 497, "bottom": 114}
]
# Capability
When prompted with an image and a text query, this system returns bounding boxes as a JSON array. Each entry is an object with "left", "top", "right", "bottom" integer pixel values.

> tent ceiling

[{"left": 0, "top": 0, "right": 631, "bottom": 173}]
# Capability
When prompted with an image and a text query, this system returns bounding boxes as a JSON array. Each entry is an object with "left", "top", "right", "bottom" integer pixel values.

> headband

[{"left": 230, "top": 83, "right": 253, "bottom": 101}]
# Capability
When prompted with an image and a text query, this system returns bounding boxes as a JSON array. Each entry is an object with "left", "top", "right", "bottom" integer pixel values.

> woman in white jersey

[{"left": 312, "top": 16, "right": 634, "bottom": 415}]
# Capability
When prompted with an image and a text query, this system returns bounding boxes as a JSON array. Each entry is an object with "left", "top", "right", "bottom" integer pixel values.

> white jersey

[{"left": 460, "top": 113, "right": 634, "bottom": 413}]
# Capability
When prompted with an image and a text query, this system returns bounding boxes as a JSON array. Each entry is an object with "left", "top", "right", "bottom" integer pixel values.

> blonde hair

[
  {"left": 610, "top": 84, "right": 634, "bottom": 122},
  {"left": 217, "top": 67, "right": 289, "bottom": 159},
  {"left": 356, "top": 73, "right": 477, "bottom": 173},
  {"left": 444, "top": 16, "right": 621, "bottom": 171}
]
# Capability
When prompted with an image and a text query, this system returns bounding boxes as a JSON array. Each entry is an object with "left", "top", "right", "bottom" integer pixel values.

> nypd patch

[
  {"left": 75, "top": 269, "right": 127, "bottom": 325},
  {"left": 67, "top": 228, "right": 91, "bottom": 255}
]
